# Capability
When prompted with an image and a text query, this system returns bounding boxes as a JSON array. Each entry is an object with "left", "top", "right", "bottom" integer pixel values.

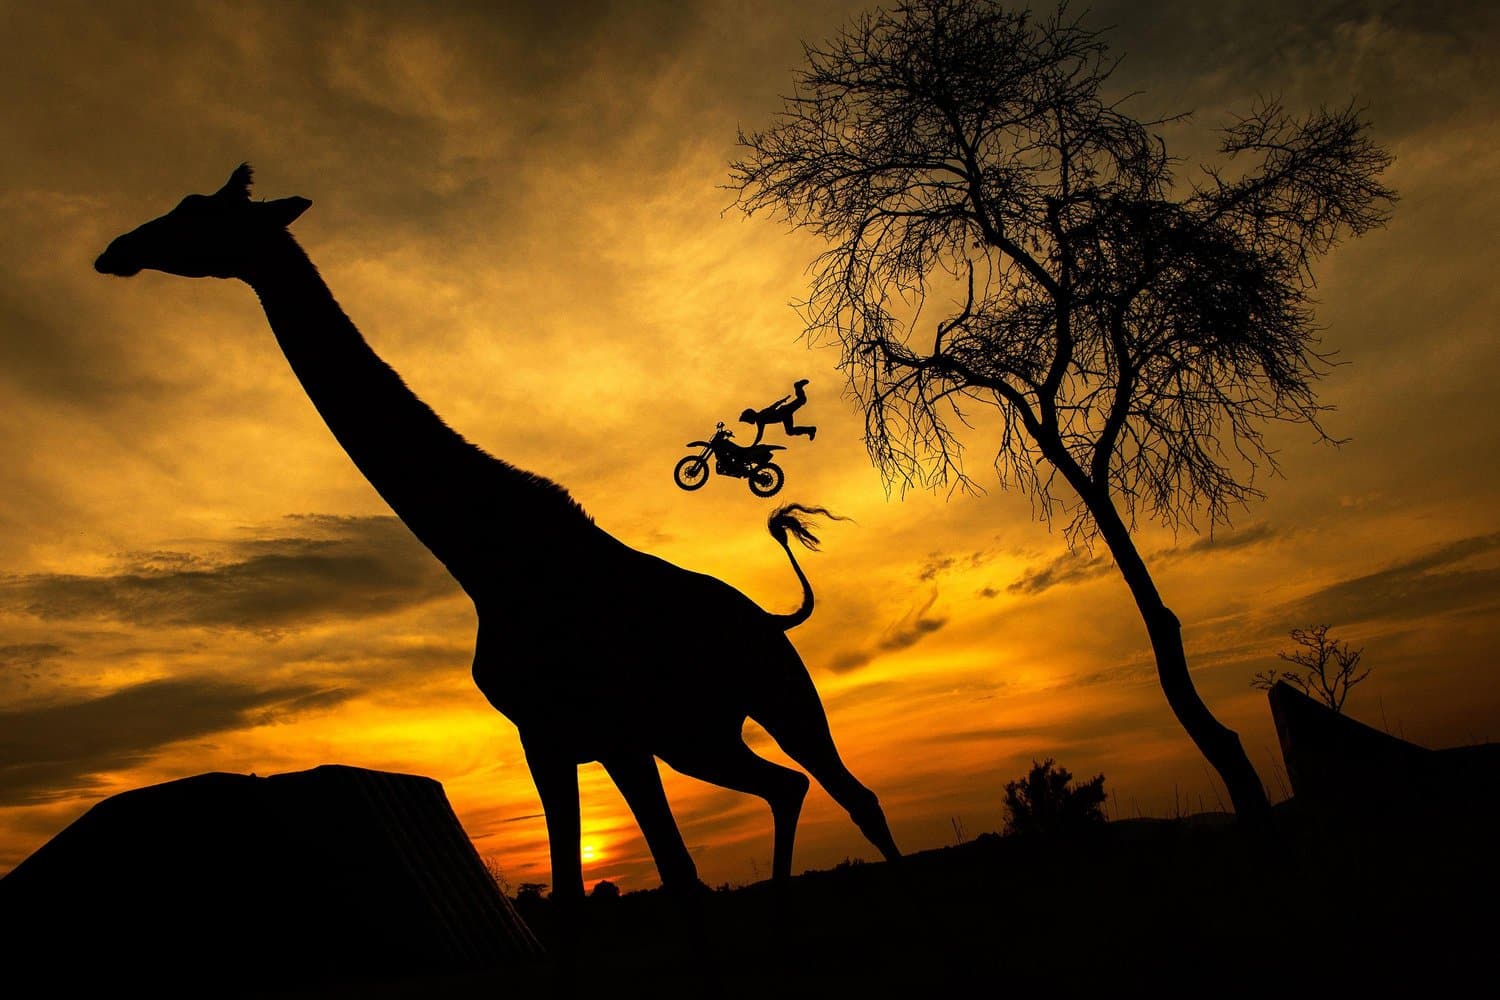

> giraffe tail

[{"left": 766, "top": 503, "right": 849, "bottom": 631}]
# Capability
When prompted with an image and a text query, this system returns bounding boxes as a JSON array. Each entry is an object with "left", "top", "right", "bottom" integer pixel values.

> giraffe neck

[{"left": 243, "top": 234, "right": 595, "bottom": 591}]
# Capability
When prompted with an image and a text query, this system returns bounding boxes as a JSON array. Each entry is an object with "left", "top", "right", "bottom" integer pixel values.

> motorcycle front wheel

[
  {"left": 674, "top": 456, "right": 710, "bottom": 491},
  {"left": 748, "top": 463, "right": 785, "bottom": 498}
]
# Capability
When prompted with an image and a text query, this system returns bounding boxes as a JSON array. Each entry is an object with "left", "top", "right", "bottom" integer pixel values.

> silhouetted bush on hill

[{"left": 1003, "top": 759, "right": 1107, "bottom": 837}]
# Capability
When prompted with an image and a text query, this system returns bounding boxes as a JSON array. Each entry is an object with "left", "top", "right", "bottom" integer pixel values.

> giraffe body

[{"left": 95, "top": 165, "right": 900, "bottom": 900}]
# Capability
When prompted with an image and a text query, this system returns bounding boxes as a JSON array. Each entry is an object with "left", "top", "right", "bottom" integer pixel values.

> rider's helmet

[{"left": 739, "top": 408, "right": 757, "bottom": 423}]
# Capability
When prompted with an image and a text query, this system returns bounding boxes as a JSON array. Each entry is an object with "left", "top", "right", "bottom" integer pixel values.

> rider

[{"left": 740, "top": 379, "right": 817, "bottom": 445}]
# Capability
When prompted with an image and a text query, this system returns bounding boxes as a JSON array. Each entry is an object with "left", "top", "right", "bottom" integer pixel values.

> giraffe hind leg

[
  {"left": 660, "top": 739, "right": 809, "bottom": 881},
  {"left": 753, "top": 695, "right": 901, "bottom": 864}
]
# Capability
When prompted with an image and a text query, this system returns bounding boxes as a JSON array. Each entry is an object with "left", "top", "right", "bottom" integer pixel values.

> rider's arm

[{"left": 750, "top": 423, "right": 766, "bottom": 445}]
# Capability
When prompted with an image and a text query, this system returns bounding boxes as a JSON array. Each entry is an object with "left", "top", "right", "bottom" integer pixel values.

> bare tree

[
  {"left": 1253, "top": 624, "right": 1371, "bottom": 712},
  {"left": 730, "top": 0, "right": 1395, "bottom": 826},
  {"left": 481, "top": 854, "right": 512, "bottom": 897}
]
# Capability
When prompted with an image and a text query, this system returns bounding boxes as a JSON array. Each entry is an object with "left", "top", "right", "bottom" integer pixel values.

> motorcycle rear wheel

[
  {"left": 748, "top": 463, "right": 785, "bottom": 498},
  {"left": 674, "top": 456, "right": 709, "bottom": 491}
]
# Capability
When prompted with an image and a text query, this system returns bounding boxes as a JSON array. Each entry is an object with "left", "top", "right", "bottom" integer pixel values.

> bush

[
  {"left": 1003, "top": 759, "right": 1107, "bottom": 837},
  {"left": 512, "top": 881, "right": 550, "bottom": 927}
]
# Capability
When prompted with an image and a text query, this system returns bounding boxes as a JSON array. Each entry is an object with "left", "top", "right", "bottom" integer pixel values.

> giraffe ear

[
  {"left": 215, "top": 163, "right": 254, "bottom": 201},
  {"left": 259, "top": 196, "right": 312, "bottom": 228}
]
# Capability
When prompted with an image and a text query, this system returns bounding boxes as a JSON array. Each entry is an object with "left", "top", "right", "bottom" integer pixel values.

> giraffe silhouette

[{"left": 94, "top": 165, "right": 900, "bottom": 903}]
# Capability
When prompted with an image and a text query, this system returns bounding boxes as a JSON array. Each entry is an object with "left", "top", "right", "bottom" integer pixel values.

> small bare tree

[
  {"left": 731, "top": 0, "right": 1396, "bottom": 826},
  {"left": 482, "top": 854, "right": 512, "bottom": 897},
  {"left": 1253, "top": 624, "right": 1370, "bottom": 712}
]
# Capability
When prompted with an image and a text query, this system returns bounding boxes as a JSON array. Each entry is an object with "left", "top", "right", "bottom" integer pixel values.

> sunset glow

[{"left": 3, "top": 1, "right": 1499, "bottom": 896}]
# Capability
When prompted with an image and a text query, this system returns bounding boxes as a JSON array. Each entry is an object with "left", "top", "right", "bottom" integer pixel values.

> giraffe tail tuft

[
  {"left": 767, "top": 504, "right": 850, "bottom": 629},
  {"left": 767, "top": 503, "right": 848, "bottom": 551}
]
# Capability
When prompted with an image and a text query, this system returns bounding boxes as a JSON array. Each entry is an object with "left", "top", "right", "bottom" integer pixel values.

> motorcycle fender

[{"left": 686, "top": 440, "right": 712, "bottom": 448}]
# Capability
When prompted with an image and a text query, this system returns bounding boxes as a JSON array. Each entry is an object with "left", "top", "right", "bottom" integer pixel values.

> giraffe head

[{"left": 95, "top": 164, "right": 310, "bottom": 280}]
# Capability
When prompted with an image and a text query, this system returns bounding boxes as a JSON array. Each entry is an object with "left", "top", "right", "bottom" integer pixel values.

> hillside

[{"left": 268, "top": 806, "right": 1496, "bottom": 997}]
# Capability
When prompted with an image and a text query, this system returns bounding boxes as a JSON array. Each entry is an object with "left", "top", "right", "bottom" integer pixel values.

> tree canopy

[{"left": 732, "top": 0, "right": 1395, "bottom": 539}]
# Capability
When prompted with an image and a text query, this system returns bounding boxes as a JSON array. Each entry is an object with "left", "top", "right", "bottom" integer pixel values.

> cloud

[
  {"left": 828, "top": 648, "right": 873, "bottom": 675},
  {"left": 1005, "top": 523, "right": 1278, "bottom": 596},
  {"left": 878, "top": 593, "right": 949, "bottom": 653},
  {"left": 918, "top": 556, "right": 956, "bottom": 582},
  {"left": 924, "top": 724, "right": 1042, "bottom": 745},
  {"left": 0, "top": 281, "right": 178, "bottom": 407},
  {"left": 1007, "top": 551, "right": 1112, "bottom": 596},
  {"left": 0, "top": 642, "right": 70, "bottom": 696},
  {"left": 0, "top": 642, "right": 68, "bottom": 673},
  {"left": 922, "top": 701, "right": 1171, "bottom": 759},
  {"left": 1276, "top": 532, "right": 1500, "bottom": 628},
  {"left": 0, "top": 676, "right": 350, "bottom": 805},
  {"left": 0, "top": 515, "right": 456, "bottom": 632},
  {"left": 828, "top": 548, "right": 990, "bottom": 671},
  {"left": 822, "top": 679, "right": 906, "bottom": 713},
  {"left": 1164, "top": 523, "right": 1278, "bottom": 559},
  {"left": 1063, "top": 663, "right": 1159, "bottom": 689},
  {"left": 1083, "top": 0, "right": 1500, "bottom": 147},
  {"left": 918, "top": 549, "right": 999, "bottom": 583},
  {"left": 830, "top": 590, "right": 949, "bottom": 673}
]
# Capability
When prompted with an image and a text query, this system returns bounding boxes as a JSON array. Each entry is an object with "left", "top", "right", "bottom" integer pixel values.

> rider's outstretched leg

[
  {"left": 782, "top": 381, "right": 815, "bottom": 439},
  {"left": 782, "top": 420, "right": 816, "bottom": 439}
]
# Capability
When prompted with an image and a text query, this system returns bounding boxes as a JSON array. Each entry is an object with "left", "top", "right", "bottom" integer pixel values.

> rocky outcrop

[{"left": 0, "top": 765, "right": 539, "bottom": 989}]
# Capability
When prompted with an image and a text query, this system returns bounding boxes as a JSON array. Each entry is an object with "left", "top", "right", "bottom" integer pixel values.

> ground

[{"left": 259, "top": 804, "right": 1496, "bottom": 997}]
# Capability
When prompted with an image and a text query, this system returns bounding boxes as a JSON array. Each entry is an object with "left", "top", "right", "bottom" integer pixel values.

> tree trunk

[{"left": 1086, "top": 492, "right": 1273, "bottom": 828}]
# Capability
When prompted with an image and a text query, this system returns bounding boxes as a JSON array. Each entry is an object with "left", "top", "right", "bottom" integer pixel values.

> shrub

[{"left": 1003, "top": 759, "right": 1107, "bottom": 836}]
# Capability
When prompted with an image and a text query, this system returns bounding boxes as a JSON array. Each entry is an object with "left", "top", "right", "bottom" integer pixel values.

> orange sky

[{"left": 3, "top": 0, "right": 1499, "bottom": 892}]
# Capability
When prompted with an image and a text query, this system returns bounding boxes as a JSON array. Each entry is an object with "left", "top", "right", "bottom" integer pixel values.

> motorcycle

[{"left": 673, "top": 422, "right": 786, "bottom": 498}]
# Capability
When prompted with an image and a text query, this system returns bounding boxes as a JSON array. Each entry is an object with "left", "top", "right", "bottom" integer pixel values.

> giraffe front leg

[
  {"left": 524, "top": 742, "right": 583, "bottom": 904},
  {"left": 601, "top": 754, "right": 701, "bottom": 892}
]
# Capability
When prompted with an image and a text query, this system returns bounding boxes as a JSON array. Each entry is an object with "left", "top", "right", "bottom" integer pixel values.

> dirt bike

[{"left": 673, "top": 422, "right": 785, "bottom": 498}]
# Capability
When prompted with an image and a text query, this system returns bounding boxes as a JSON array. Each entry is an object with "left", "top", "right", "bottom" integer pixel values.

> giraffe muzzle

[{"left": 94, "top": 246, "right": 141, "bottom": 277}]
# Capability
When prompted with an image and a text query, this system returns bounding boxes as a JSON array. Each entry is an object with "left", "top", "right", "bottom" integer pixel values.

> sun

[{"left": 581, "top": 843, "right": 598, "bottom": 863}]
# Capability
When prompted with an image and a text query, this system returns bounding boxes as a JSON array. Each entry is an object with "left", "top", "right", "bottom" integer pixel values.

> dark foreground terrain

[{"left": 262, "top": 806, "right": 1496, "bottom": 998}]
